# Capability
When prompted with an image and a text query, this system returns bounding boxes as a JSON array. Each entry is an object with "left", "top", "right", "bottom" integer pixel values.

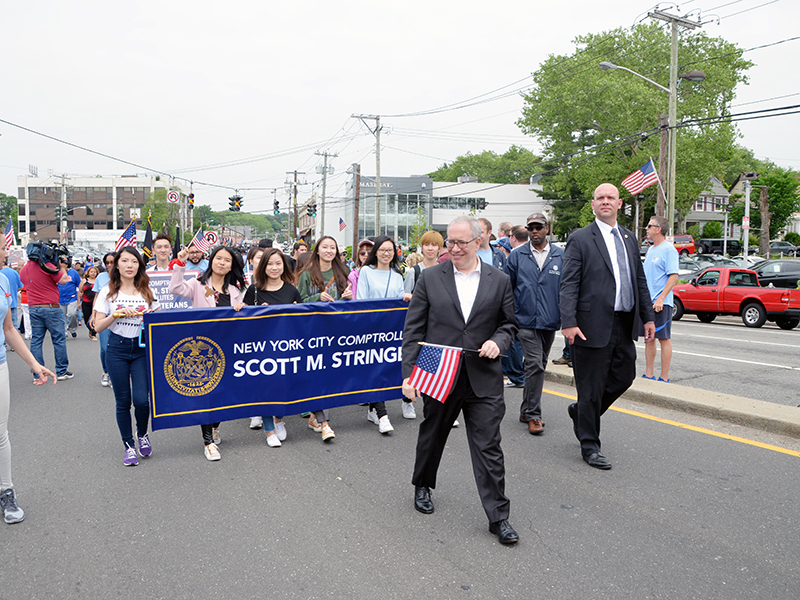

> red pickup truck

[{"left": 673, "top": 267, "right": 800, "bottom": 329}]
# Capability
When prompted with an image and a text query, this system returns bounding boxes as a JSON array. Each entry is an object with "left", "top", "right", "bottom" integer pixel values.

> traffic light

[
  {"left": 311, "top": 204, "right": 317, "bottom": 217},
  {"left": 188, "top": 193, "right": 195, "bottom": 209},
  {"left": 307, "top": 205, "right": 313, "bottom": 217},
  {"left": 229, "top": 196, "right": 237, "bottom": 212},
  {"left": 235, "top": 196, "right": 242, "bottom": 211},
  {"left": 228, "top": 195, "right": 242, "bottom": 212},
  {"left": 273, "top": 200, "right": 280, "bottom": 215}
]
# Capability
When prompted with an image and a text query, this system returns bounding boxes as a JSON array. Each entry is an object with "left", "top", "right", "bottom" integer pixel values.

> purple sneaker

[
  {"left": 138, "top": 434, "right": 152, "bottom": 458},
  {"left": 124, "top": 444, "right": 138, "bottom": 466}
]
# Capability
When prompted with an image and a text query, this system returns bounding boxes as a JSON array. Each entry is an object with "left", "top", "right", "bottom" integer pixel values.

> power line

[{"left": 719, "top": 0, "right": 781, "bottom": 19}]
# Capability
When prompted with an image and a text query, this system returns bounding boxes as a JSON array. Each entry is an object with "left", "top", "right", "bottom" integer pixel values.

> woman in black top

[{"left": 244, "top": 248, "right": 302, "bottom": 446}]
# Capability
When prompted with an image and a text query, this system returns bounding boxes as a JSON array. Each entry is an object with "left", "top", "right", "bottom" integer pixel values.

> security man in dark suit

[
  {"left": 560, "top": 183, "right": 655, "bottom": 470},
  {"left": 402, "top": 215, "right": 520, "bottom": 544}
]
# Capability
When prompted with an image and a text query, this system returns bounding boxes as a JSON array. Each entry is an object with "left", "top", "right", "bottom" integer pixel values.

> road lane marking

[
  {"left": 672, "top": 332, "right": 800, "bottom": 350},
  {"left": 543, "top": 388, "right": 800, "bottom": 458},
  {"left": 633, "top": 345, "right": 800, "bottom": 370}
]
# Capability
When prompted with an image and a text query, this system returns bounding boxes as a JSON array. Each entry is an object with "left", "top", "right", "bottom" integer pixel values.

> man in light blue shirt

[{"left": 641, "top": 215, "right": 679, "bottom": 382}]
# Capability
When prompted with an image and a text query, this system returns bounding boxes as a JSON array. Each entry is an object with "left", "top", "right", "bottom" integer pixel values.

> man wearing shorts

[{"left": 641, "top": 215, "right": 679, "bottom": 382}]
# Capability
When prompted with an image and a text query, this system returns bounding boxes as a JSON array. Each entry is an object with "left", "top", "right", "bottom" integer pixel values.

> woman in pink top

[{"left": 170, "top": 246, "right": 245, "bottom": 461}]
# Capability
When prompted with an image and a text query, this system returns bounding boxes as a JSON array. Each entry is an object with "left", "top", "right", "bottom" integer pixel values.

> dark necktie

[{"left": 611, "top": 228, "right": 634, "bottom": 311}]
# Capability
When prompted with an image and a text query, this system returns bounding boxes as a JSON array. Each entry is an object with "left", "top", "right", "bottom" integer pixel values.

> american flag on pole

[
  {"left": 115, "top": 220, "right": 137, "bottom": 251},
  {"left": 407, "top": 343, "right": 462, "bottom": 403},
  {"left": 621, "top": 159, "right": 659, "bottom": 195},
  {"left": 190, "top": 228, "right": 212, "bottom": 253},
  {"left": 339, "top": 217, "right": 347, "bottom": 231},
  {"left": 4, "top": 218, "right": 16, "bottom": 250}
]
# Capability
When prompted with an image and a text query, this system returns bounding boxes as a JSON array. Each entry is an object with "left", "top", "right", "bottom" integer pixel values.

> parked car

[
  {"left": 752, "top": 260, "right": 800, "bottom": 288},
  {"left": 673, "top": 267, "right": 800, "bottom": 329},
  {"left": 730, "top": 255, "right": 766, "bottom": 268},
  {"left": 672, "top": 234, "right": 695, "bottom": 256},
  {"left": 769, "top": 241, "right": 797, "bottom": 257},
  {"left": 691, "top": 255, "right": 737, "bottom": 270},
  {"left": 696, "top": 238, "right": 742, "bottom": 256},
  {"left": 640, "top": 238, "right": 653, "bottom": 257},
  {"left": 678, "top": 257, "right": 702, "bottom": 277}
]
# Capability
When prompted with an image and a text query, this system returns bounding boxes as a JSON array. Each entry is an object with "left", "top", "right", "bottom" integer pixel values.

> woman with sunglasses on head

[
  {"left": 171, "top": 245, "right": 246, "bottom": 461},
  {"left": 296, "top": 236, "right": 352, "bottom": 441},
  {"left": 355, "top": 236, "right": 409, "bottom": 434},
  {"left": 346, "top": 238, "right": 374, "bottom": 298},
  {"left": 93, "top": 247, "right": 160, "bottom": 467},
  {"left": 91, "top": 252, "right": 117, "bottom": 388},
  {"left": 243, "top": 248, "right": 301, "bottom": 447},
  {"left": 81, "top": 265, "right": 100, "bottom": 341}
]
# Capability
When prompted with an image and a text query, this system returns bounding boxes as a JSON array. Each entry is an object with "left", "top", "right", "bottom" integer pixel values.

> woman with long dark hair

[
  {"left": 170, "top": 245, "right": 245, "bottom": 461},
  {"left": 243, "top": 248, "right": 302, "bottom": 447},
  {"left": 81, "top": 265, "right": 100, "bottom": 341},
  {"left": 296, "top": 236, "right": 352, "bottom": 441},
  {"left": 93, "top": 247, "right": 160, "bottom": 466},
  {"left": 355, "top": 236, "right": 408, "bottom": 434},
  {"left": 91, "top": 252, "right": 117, "bottom": 387}
]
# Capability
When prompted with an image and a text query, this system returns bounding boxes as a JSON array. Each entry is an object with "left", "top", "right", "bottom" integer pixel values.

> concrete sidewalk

[{"left": 545, "top": 364, "right": 800, "bottom": 439}]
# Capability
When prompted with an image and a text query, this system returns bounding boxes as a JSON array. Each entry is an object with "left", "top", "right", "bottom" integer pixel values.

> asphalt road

[
  {"left": 547, "top": 313, "right": 800, "bottom": 406},
  {"left": 3, "top": 335, "right": 800, "bottom": 599}
]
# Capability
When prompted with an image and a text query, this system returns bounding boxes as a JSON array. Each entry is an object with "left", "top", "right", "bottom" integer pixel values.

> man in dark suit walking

[
  {"left": 560, "top": 183, "right": 655, "bottom": 470},
  {"left": 402, "top": 216, "right": 519, "bottom": 544}
]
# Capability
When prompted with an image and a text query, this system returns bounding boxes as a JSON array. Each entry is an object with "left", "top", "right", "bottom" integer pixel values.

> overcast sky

[{"left": 2, "top": 0, "right": 797, "bottom": 213}]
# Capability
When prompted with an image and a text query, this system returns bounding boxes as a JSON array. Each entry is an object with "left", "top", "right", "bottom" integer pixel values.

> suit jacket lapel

[
  {"left": 465, "top": 265, "right": 493, "bottom": 327},
  {"left": 439, "top": 261, "right": 466, "bottom": 324},
  {"left": 590, "top": 221, "right": 613, "bottom": 275}
]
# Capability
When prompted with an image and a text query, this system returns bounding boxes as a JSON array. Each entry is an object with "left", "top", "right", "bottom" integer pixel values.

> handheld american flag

[
  {"left": 407, "top": 343, "right": 461, "bottom": 403},
  {"left": 4, "top": 218, "right": 16, "bottom": 250},
  {"left": 115, "top": 220, "right": 137, "bottom": 251},
  {"left": 621, "top": 159, "right": 659, "bottom": 195},
  {"left": 190, "top": 228, "right": 212, "bottom": 253}
]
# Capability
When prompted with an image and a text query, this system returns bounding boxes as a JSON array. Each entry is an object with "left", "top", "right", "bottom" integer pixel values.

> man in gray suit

[
  {"left": 560, "top": 183, "right": 655, "bottom": 470},
  {"left": 402, "top": 215, "right": 519, "bottom": 544}
]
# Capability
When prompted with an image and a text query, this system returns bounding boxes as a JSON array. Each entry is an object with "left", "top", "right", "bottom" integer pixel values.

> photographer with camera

[{"left": 20, "top": 242, "right": 73, "bottom": 381}]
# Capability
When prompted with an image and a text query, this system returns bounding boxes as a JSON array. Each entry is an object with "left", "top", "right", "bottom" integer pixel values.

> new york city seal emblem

[{"left": 164, "top": 336, "right": 226, "bottom": 396}]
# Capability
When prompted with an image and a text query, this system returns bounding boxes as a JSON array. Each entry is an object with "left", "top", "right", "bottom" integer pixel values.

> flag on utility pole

[{"left": 142, "top": 214, "right": 154, "bottom": 261}]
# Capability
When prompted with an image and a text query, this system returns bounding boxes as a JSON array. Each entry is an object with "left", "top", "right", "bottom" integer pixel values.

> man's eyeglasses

[
  {"left": 645, "top": 223, "right": 658, "bottom": 228},
  {"left": 526, "top": 224, "right": 544, "bottom": 231},
  {"left": 444, "top": 237, "right": 479, "bottom": 249}
]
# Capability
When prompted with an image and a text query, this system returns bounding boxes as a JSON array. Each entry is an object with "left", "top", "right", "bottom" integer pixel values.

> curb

[{"left": 545, "top": 365, "right": 800, "bottom": 439}]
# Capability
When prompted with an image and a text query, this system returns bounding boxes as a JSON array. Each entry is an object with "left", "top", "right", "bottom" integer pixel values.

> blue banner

[
  {"left": 144, "top": 299, "right": 408, "bottom": 430},
  {"left": 147, "top": 271, "right": 200, "bottom": 311}
]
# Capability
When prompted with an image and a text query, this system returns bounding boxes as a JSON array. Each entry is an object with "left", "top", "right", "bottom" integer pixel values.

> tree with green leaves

[
  {"left": 728, "top": 164, "right": 800, "bottom": 240},
  {"left": 408, "top": 205, "right": 428, "bottom": 250},
  {"left": 517, "top": 23, "right": 752, "bottom": 234},
  {"left": 0, "top": 193, "right": 18, "bottom": 235},
  {"left": 701, "top": 221, "right": 722, "bottom": 238},
  {"left": 429, "top": 145, "right": 539, "bottom": 183}
]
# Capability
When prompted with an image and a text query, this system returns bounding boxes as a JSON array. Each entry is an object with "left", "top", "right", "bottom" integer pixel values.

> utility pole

[
  {"left": 352, "top": 163, "right": 361, "bottom": 252},
  {"left": 741, "top": 172, "right": 759, "bottom": 257},
  {"left": 286, "top": 171, "right": 305, "bottom": 241},
  {"left": 657, "top": 114, "right": 668, "bottom": 217},
  {"left": 648, "top": 9, "right": 701, "bottom": 236},
  {"left": 60, "top": 173, "right": 68, "bottom": 243},
  {"left": 315, "top": 150, "right": 338, "bottom": 239},
  {"left": 351, "top": 114, "right": 382, "bottom": 236}
]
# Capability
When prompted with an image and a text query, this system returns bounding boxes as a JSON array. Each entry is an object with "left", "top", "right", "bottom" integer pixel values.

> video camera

[{"left": 26, "top": 241, "right": 71, "bottom": 274}]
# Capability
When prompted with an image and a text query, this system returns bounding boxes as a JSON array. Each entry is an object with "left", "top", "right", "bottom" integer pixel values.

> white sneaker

[
  {"left": 212, "top": 427, "right": 221, "bottom": 445},
  {"left": 101, "top": 373, "right": 110, "bottom": 387},
  {"left": 402, "top": 402, "right": 416, "bottom": 419},
  {"left": 452, "top": 419, "right": 460, "bottom": 428},
  {"left": 367, "top": 408, "right": 379, "bottom": 425},
  {"left": 249, "top": 417, "right": 263, "bottom": 430},
  {"left": 308, "top": 415, "right": 322, "bottom": 432},
  {"left": 274, "top": 420, "right": 287, "bottom": 441},
  {"left": 204, "top": 443, "right": 221, "bottom": 461},
  {"left": 378, "top": 415, "right": 394, "bottom": 434},
  {"left": 321, "top": 424, "right": 335, "bottom": 441},
  {"left": 265, "top": 432, "right": 281, "bottom": 447}
]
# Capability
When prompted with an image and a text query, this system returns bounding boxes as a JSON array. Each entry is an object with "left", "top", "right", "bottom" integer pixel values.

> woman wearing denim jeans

[
  {"left": 91, "top": 252, "right": 117, "bottom": 388},
  {"left": 93, "top": 247, "right": 160, "bottom": 466}
]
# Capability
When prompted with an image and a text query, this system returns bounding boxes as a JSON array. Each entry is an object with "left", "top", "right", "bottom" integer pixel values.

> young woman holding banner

[
  {"left": 243, "top": 248, "right": 301, "bottom": 447},
  {"left": 170, "top": 245, "right": 245, "bottom": 461},
  {"left": 355, "top": 236, "right": 408, "bottom": 434},
  {"left": 93, "top": 247, "right": 160, "bottom": 467},
  {"left": 296, "top": 236, "right": 352, "bottom": 442}
]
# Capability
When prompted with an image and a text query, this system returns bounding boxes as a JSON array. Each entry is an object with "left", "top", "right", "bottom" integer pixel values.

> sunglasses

[
  {"left": 359, "top": 251, "right": 369, "bottom": 256},
  {"left": 527, "top": 223, "right": 545, "bottom": 231}
]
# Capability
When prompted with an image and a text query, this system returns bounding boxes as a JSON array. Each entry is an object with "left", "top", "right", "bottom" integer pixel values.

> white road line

[
  {"left": 657, "top": 348, "right": 800, "bottom": 371},
  {"left": 671, "top": 332, "right": 800, "bottom": 349}
]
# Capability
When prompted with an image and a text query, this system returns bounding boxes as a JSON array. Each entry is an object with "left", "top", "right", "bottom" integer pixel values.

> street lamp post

[{"left": 599, "top": 61, "right": 705, "bottom": 236}]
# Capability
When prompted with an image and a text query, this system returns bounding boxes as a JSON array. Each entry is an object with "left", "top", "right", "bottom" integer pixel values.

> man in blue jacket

[{"left": 504, "top": 213, "right": 563, "bottom": 435}]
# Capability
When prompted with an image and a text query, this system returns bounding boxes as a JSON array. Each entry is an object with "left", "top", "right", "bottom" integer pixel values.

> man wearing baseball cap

[{"left": 504, "top": 213, "right": 563, "bottom": 435}]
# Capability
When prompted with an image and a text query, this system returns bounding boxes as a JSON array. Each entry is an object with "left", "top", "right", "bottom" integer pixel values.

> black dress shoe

[
  {"left": 567, "top": 402, "right": 579, "bottom": 440},
  {"left": 583, "top": 452, "right": 612, "bottom": 470},
  {"left": 489, "top": 519, "right": 519, "bottom": 544},
  {"left": 414, "top": 486, "right": 434, "bottom": 514}
]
